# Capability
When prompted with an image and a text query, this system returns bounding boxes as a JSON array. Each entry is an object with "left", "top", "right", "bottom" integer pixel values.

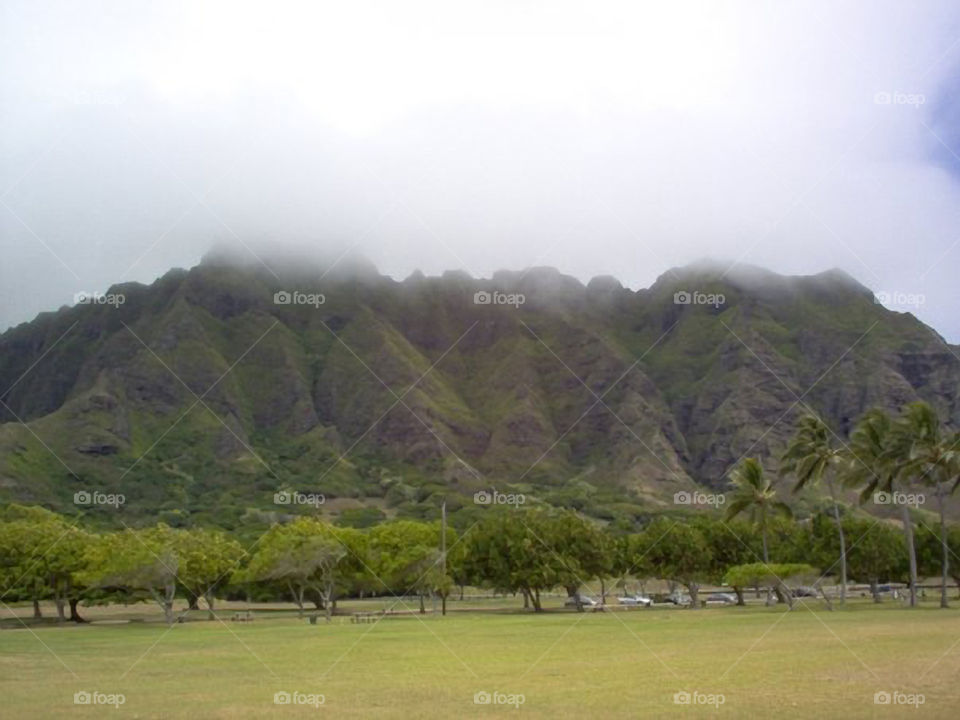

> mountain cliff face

[{"left": 0, "top": 253, "right": 957, "bottom": 526}]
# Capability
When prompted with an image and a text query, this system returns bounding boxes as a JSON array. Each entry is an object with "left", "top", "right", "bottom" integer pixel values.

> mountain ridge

[{"left": 0, "top": 252, "right": 956, "bottom": 527}]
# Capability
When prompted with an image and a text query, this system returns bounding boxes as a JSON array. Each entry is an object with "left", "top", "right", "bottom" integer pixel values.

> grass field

[{"left": 1, "top": 599, "right": 958, "bottom": 718}]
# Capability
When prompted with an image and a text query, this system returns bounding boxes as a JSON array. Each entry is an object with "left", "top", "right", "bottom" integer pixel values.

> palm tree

[
  {"left": 845, "top": 408, "right": 918, "bottom": 607},
  {"left": 726, "top": 457, "right": 793, "bottom": 566},
  {"left": 781, "top": 414, "right": 848, "bottom": 604},
  {"left": 894, "top": 401, "right": 959, "bottom": 609}
]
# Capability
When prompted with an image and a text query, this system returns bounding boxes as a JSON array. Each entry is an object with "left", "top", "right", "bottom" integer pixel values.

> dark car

[{"left": 791, "top": 586, "right": 819, "bottom": 598}]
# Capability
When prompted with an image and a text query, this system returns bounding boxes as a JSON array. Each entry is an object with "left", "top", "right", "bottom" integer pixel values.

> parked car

[
  {"left": 665, "top": 591, "right": 692, "bottom": 606},
  {"left": 564, "top": 594, "right": 599, "bottom": 608},
  {"left": 706, "top": 592, "right": 737, "bottom": 605},
  {"left": 791, "top": 586, "right": 819, "bottom": 598},
  {"left": 617, "top": 594, "right": 653, "bottom": 607}
]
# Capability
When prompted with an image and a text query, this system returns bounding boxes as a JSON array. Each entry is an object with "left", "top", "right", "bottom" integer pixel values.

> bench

[{"left": 231, "top": 611, "right": 254, "bottom": 622}]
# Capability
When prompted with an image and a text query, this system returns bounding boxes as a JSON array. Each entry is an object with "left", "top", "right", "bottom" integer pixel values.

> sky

[{"left": 2, "top": 0, "right": 960, "bottom": 340}]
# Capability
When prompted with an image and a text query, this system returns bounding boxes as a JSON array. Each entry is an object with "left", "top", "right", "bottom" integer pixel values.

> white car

[{"left": 617, "top": 595, "right": 653, "bottom": 607}]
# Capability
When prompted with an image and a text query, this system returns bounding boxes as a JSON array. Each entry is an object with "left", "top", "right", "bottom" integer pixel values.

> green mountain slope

[{"left": 0, "top": 253, "right": 957, "bottom": 528}]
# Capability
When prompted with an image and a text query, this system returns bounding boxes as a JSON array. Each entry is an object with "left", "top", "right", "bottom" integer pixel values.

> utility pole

[{"left": 441, "top": 500, "right": 447, "bottom": 616}]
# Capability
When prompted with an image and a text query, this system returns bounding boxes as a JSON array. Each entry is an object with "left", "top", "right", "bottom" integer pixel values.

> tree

[
  {"left": 846, "top": 408, "right": 918, "bottom": 606},
  {"left": 949, "top": 527, "right": 960, "bottom": 599},
  {"left": 782, "top": 414, "right": 849, "bottom": 603},
  {"left": 447, "top": 536, "right": 471, "bottom": 602},
  {"left": 368, "top": 520, "right": 452, "bottom": 614},
  {"left": 463, "top": 508, "right": 562, "bottom": 612},
  {"left": 44, "top": 522, "right": 93, "bottom": 623},
  {"left": 0, "top": 508, "right": 94, "bottom": 623},
  {"left": 537, "top": 510, "right": 611, "bottom": 611},
  {"left": 723, "top": 563, "right": 819, "bottom": 610},
  {"left": 725, "top": 458, "right": 792, "bottom": 605},
  {"left": 841, "top": 518, "right": 906, "bottom": 602},
  {"left": 177, "top": 528, "right": 243, "bottom": 619},
  {"left": 0, "top": 519, "right": 49, "bottom": 618},
  {"left": 326, "top": 525, "right": 371, "bottom": 610},
  {"left": 84, "top": 525, "right": 182, "bottom": 625},
  {"left": 726, "top": 458, "right": 794, "bottom": 565},
  {"left": 894, "top": 401, "right": 959, "bottom": 608},
  {"left": 241, "top": 518, "right": 349, "bottom": 621},
  {"left": 695, "top": 517, "right": 760, "bottom": 605},
  {"left": 641, "top": 518, "right": 714, "bottom": 609}
]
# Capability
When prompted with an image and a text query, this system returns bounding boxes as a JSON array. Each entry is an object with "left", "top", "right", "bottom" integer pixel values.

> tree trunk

[
  {"left": 869, "top": 579, "right": 880, "bottom": 603},
  {"left": 150, "top": 586, "right": 176, "bottom": 626},
  {"left": 419, "top": 594, "right": 425, "bottom": 614},
  {"left": 53, "top": 579, "right": 66, "bottom": 623},
  {"left": 188, "top": 595, "right": 199, "bottom": 611},
  {"left": 321, "top": 589, "right": 333, "bottom": 623},
  {"left": 817, "top": 585, "right": 833, "bottom": 611},
  {"left": 688, "top": 584, "right": 700, "bottom": 609},
  {"left": 533, "top": 588, "right": 542, "bottom": 612},
  {"left": 522, "top": 588, "right": 530, "bottom": 610},
  {"left": 459, "top": 583, "right": 465, "bottom": 601},
  {"left": 204, "top": 590, "right": 216, "bottom": 621},
  {"left": 164, "top": 582, "right": 176, "bottom": 625},
  {"left": 288, "top": 581, "right": 305, "bottom": 618},
  {"left": 772, "top": 584, "right": 788, "bottom": 607},
  {"left": 32, "top": 597, "right": 42, "bottom": 619},
  {"left": 900, "top": 503, "right": 918, "bottom": 607},
  {"left": 761, "top": 515, "right": 769, "bottom": 564},
  {"left": 567, "top": 585, "right": 583, "bottom": 612},
  {"left": 733, "top": 587, "right": 745, "bottom": 606},
  {"left": 937, "top": 481, "right": 949, "bottom": 609},
  {"left": 827, "top": 478, "right": 847, "bottom": 605},
  {"left": 761, "top": 517, "right": 774, "bottom": 605},
  {"left": 600, "top": 578, "right": 607, "bottom": 604},
  {"left": 774, "top": 583, "right": 794, "bottom": 610},
  {"left": 69, "top": 597, "right": 85, "bottom": 623}
]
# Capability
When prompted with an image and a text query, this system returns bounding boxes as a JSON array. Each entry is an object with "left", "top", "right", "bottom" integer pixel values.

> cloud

[{"left": 2, "top": 0, "right": 959, "bottom": 340}]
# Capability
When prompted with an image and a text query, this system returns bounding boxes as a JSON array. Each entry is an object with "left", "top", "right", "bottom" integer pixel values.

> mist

[{"left": 2, "top": 0, "right": 960, "bottom": 341}]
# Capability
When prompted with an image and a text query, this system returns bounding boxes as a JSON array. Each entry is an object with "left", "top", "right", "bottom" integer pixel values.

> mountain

[{"left": 0, "top": 252, "right": 957, "bottom": 528}]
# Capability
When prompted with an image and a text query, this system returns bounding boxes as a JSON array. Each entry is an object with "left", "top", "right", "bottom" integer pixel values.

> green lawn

[{"left": 1, "top": 601, "right": 958, "bottom": 718}]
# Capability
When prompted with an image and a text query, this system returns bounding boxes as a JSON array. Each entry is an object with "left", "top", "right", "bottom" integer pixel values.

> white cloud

[{"left": 1, "top": 0, "right": 959, "bottom": 339}]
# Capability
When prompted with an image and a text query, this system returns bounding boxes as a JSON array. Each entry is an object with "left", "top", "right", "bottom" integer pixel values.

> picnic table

[{"left": 351, "top": 611, "right": 383, "bottom": 624}]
